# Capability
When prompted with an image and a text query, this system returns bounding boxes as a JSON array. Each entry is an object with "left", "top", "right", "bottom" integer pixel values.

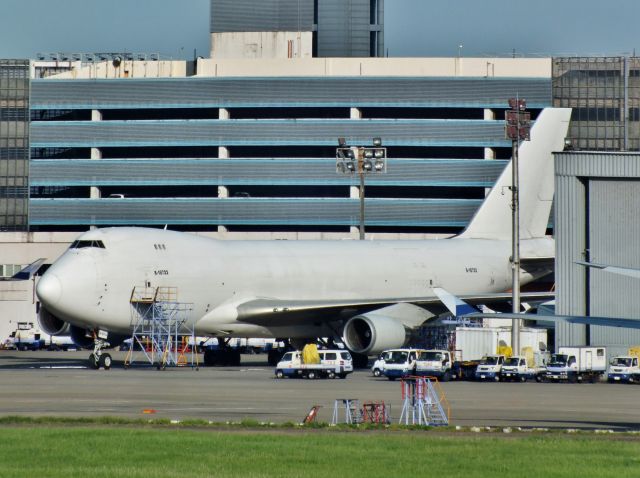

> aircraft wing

[
  {"left": 576, "top": 261, "right": 640, "bottom": 279},
  {"left": 465, "top": 312, "right": 640, "bottom": 330},
  {"left": 0, "top": 259, "right": 46, "bottom": 281},
  {"left": 235, "top": 291, "right": 554, "bottom": 327}
]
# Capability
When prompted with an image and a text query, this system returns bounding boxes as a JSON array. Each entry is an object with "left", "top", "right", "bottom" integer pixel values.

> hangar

[{"left": 555, "top": 151, "right": 640, "bottom": 356}]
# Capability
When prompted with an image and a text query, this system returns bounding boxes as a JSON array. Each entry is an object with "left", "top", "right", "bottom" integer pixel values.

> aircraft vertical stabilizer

[{"left": 458, "top": 108, "right": 571, "bottom": 240}]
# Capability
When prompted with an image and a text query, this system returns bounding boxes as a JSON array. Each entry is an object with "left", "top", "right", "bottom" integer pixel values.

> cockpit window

[{"left": 70, "top": 240, "right": 105, "bottom": 249}]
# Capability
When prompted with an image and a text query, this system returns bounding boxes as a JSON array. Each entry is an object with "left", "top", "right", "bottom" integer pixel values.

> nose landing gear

[{"left": 89, "top": 336, "right": 112, "bottom": 370}]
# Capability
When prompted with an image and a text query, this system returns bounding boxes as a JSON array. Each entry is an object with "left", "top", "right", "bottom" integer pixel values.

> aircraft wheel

[
  {"left": 99, "top": 353, "right": 112, "bottom": 370},
  {"left": 88, "top": 353, "right": 100, "bottom": 370}
]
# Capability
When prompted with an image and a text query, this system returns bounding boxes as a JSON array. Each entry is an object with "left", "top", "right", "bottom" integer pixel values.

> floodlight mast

[
  {"left": 505, "top": 98, "right": 531, "bottom": 355},
  {"left": 336, "top": 138, "right": 387, "bottom": 240}
]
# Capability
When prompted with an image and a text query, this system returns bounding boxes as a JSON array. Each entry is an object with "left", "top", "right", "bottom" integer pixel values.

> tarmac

[{"left": 1, "top": 350, "right": 639, "bottom": 430}]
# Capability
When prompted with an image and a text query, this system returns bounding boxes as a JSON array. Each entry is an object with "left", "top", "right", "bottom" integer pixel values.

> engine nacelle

[
  {"left": 38, "top": 306, "right": 70, "bottom": 336},
  {"left": 342, "top": 314, "right": 409, "bottom": 356}
]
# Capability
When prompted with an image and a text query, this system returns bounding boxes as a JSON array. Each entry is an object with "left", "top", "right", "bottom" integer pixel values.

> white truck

[
  {"left": 415, "top": 350, "right": 456, "bottom": 381},
  {"left": 381, "top": 348, "right": 425, "bottom": 380},
  {"left": 544, "top": 346, "right": 607, "bottom": 383},
  {"left": 474, "top": 354, "right": 505, "bottom": 381},
  {"left": 607, "top": 355, "right": 640, "bottom": 383},
  {"left": 500, "top": 356, "right": 535, "bottom": 382},
  {"left": 275, "top": 349, "right": 353, "bottom": 379}
]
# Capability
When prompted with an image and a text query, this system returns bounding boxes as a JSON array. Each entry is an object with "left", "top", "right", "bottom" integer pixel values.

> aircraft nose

[{"left": 36, "top": 273, "right": 62, "bottom": 306}]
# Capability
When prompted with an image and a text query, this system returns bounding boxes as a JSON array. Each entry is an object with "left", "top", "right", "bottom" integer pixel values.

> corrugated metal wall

[
  {"left": 210, "top": 0, "right": 314, "bottom": 32},
  {"left": 317, "top": 0, "right": 371, "bottom": 57},
  {"left": 29, "top": 197, "right": 480, "bottom": 227},
  {"left": 30, "top": 119, "right": 509, "bottom": 148},
  {"left": 31, "top": 77, "right": 551, "bottom": 109},
  {"left": 30, "top": 158, "right": 506, "bottom": 187},
  {"left": 588, "top": 179, "right": 640, "bottom": 353},
  {"left": 555, "top": 151, "right": 640, "bottom": 354}
]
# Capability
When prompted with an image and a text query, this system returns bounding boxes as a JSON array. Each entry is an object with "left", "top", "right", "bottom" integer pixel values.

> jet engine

[
  {"left": 38, "top": 305, "right": 70, "bottom": 336},
  {"left": 342, "top": 314, "right": 409, "bottom": 356}
]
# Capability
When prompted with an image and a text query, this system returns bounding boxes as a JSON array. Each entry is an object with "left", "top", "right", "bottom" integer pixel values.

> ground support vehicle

[
  {"left": 275, "top": 349, "right": 353, "bottom": 379},
  {"left": 608, "top": 355, "right": 640, "bottom": 383},
  {"left": 371, "top": 353, "right": 386, "bottom": 377},
  {"left": 544, "top": 346, "right": 606, "bottom": 383},
  {"left": 474, "top": 354, "right": 505, "bottom": 381},
  {"left": 415, "top": 350, "right": 457, "bottom": 381},
  {"left": 381, "top": 349, "right": 425, "bottom": 380},
  {"left": 499, "top": 356, "right": 544, "bottom": 382}
]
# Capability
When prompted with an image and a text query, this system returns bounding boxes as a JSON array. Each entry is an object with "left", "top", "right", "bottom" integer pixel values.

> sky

[{"left": 0, "top": 0, "right": 639, "bottom": 59}]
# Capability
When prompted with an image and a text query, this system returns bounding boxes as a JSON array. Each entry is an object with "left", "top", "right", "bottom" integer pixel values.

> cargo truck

[
  {"left": 544, "top": 346, "right": 606, "bottom": 383},
  {"left": 607, "top": 355, "right": 640, "bottom": 383}
]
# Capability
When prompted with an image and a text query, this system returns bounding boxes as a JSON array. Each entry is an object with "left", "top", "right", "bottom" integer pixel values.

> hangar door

[{"left": 588, "top": 179, "right": 640, "bottom": 346}]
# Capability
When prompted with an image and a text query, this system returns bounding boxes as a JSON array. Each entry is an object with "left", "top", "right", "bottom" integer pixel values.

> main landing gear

[
  {"left": 88, "top": 337, "right": 112, "bottom": 370},
  {"left": 203, "top": 339, "right": 241, "bottom": 366}
]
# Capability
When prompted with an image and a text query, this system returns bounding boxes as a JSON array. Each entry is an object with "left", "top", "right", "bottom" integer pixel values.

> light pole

[
  {"left": 336, "top": 137, "right": 387, "bottom": 240},
  {"left": 505, "top": 98, "right": 531, "bottom": 356}
]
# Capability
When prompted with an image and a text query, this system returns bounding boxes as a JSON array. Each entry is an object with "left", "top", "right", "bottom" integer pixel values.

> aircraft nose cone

[{"left": 36, "top": 273, "right": 62, "bottom": 306}]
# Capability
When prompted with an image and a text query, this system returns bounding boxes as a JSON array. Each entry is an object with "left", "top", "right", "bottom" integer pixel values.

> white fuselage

[{"left": 36, "top": 227, "right": 546, "bottom": 339}]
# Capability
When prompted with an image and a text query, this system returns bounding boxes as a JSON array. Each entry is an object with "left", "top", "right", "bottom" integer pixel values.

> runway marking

[{"left": 30, "top": 366, "right": 87, "bottom": 369}]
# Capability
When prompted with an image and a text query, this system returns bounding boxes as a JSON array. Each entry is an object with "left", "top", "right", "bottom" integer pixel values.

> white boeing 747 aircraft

[{"left": 35, "top": 108, "right": 571, "bottom": 368}]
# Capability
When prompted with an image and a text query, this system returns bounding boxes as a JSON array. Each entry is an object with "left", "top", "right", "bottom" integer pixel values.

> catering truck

[
  {"left": 415, "top": 350, "right": 457, "bottom": 381},
  {"left": 544, "top": 346, "right": 606, "bottom": 383},
  {"left": 607, "top": 355, "right": 640, "bottom": 383}
]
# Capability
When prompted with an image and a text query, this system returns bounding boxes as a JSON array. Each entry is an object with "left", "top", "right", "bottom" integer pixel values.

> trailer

[{"left": 544, "top": 346, "right": 607, "bottom": 383}]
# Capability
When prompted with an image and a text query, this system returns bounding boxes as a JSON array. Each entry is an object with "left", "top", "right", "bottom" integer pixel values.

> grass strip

[{"left": 0, "top": 424, "right": 638, "bottom": 478}]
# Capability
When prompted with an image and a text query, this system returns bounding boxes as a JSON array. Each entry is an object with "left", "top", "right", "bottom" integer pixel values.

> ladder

[
  {"left": 399, "top": 376, "right": 449, "bottom": 426},
  {"left": 125, "top": 285, "right": 195, "bottom": 369}
]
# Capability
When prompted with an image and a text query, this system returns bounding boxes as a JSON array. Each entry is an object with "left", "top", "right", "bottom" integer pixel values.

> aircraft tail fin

[{"left": 458, "top": 108, "right": 572, "bottom": 240}]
